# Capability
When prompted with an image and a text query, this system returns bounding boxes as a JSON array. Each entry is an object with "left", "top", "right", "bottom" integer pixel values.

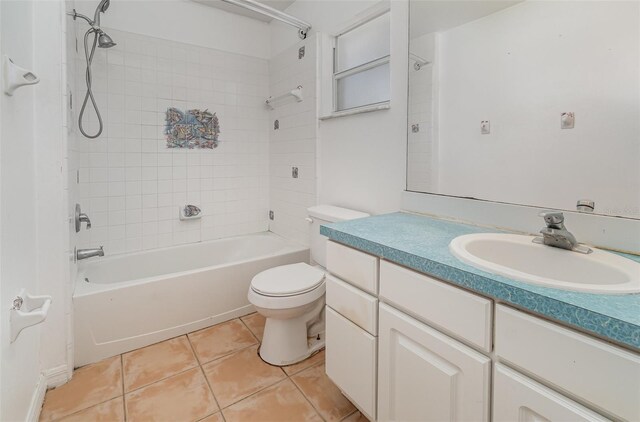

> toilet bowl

[
  {"left": 248, "top": 263, "right": 326, "bottom": 366},
  {"left": 248, "top": 205, "right": 370, "bottom": 366}
]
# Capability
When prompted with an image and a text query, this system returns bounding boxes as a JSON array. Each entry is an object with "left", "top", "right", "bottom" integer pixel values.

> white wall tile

[{"left": 74, "top": 28, "right": 269, "bottom": 255}]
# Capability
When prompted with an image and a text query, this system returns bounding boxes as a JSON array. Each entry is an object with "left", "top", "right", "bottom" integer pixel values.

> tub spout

[{"left": 76, "top": 246, "right": 104, "bottom": 261}]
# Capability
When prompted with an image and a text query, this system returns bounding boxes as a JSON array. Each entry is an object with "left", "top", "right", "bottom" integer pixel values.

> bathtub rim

[{"left": 73, "top": 231, "right": 308, "bottom": 297}]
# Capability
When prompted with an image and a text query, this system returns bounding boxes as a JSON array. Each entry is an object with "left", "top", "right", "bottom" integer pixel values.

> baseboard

[
  {"left": 25, "top": 364, "right": 70, "bottom": 422},
  {"left": 44, "top": 364, "right": 70, "bottom": 388},
  {"left": 26, "top": 374, "right": 47, "bottom": 422}
]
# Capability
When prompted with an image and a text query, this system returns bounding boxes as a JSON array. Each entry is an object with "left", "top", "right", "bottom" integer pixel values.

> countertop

[{"left": 320, "top": 212, "right": 640, "bottom": 351}]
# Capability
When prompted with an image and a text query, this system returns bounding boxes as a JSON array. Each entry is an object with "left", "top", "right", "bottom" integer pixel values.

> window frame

[{"left": 322, "top": 3, "right": 391, "bottom": 118}]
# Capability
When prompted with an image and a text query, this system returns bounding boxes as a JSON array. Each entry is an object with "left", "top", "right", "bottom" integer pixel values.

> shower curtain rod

[{"left": 221, "top": 0, "right": 311, "bottom": 39}]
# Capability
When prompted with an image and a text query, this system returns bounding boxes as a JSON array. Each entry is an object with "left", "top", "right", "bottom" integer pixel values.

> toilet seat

[{"left": 251, "top": 263, "right": 325, "bottom": 297}]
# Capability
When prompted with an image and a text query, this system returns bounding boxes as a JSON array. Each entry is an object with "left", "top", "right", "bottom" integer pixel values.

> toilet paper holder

[{"left": 10, "top": 289, "right": 52, "bottom": 343}]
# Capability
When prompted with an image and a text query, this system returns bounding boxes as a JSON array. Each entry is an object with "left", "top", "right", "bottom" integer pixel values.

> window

[{"left": 332, "top": 10, "right": 390, "bottom": 113}]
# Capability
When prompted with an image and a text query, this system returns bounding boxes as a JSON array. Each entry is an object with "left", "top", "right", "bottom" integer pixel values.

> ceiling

[
  {"left": 193, "top": 0, "right": 296, "bottom": 22},
  {"left": 410, "top": 1, "right": 522, "bottom": 39}
]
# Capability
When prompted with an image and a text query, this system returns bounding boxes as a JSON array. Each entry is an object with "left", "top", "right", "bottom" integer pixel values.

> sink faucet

[
  {"left": 534, "top": 212, "right": 592, "bottom": 254},
  {"left": 76, "top": 246, "right": 104, "bottom": 261}
]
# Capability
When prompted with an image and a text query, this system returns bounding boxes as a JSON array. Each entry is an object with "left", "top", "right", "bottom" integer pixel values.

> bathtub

[{"left": 73, "top": 232, "right": 309, "bottom": 366}]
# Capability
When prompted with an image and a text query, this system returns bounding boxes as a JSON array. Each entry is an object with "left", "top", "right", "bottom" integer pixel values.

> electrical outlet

[
  {"left": 292, "top": 167, "right": 299, "bottom": 178},
  {"left": 269, "top": 210, "right": 274, "bottom": 220},
  {"left": 298, "top": 46, "right": 305, "bottom": 59},
  {"left": 274, "top": 119, "right": 279, "bottom": 130}
]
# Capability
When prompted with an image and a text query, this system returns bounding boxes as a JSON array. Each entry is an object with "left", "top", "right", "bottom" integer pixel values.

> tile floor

[{"left": 40, "top": 313, "right": 370, "bottom": 422}]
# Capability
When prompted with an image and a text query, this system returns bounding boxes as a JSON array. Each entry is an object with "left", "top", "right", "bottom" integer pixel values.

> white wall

[
  {"left": 271, "top": 0, "right": 408, "bottom": 215},
  {"left": 73, "top": 0, "right": 271, "bottom": 59},
  {"left": 1, "top": 0, "right": 70, "bottom": 419},
  {"left": 434, "top": 1, "right": 640, "bottom": 218},
  {"left": 268, "top": 35, "right": 318, "bottom": 245},
  {"left": 73, "top": 27, "right": 270, "bottom": 255}
]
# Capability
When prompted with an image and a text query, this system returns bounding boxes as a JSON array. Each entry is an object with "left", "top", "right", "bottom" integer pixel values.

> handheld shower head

[
  {"left": 93, "top": 0, "right": 111, "bottom": 28},
  {"left": 97, "top": 30, "right": 116, "bottom": 48}
]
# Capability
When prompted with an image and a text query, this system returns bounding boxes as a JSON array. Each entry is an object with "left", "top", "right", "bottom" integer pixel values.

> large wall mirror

[{"left": 407, "top": 0, "right": 639, "bottom": 219}]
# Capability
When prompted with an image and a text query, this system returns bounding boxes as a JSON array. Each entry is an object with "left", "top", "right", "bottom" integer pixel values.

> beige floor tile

[
  {"left": 282, "top": 349, "right": 325, "bottom": 376},
  {"left": 125, "top": 367, "right": 218, "bottom": 422},
  {"left": 122, "top": 335, "right": 198, "bottom": 392},
  {"left": 188, "top": 319, "right": 257, "bottom": 364},
  {"left": 292, "top": 363, "right": 356, "bottom": 422},
  {"left": 40, "top": 356, "right": 122, "bottom": 422},
  {"left": 222, "top": 379, "right": 322, "bottom": 422},
  {"left": 240, "top": 312, "right": 266, "bottom": 341},
  {"left": 57, "top": 397, "right": 125, "bottom": 422},
  {"left": 202, "top": 344, "right": 286, "bottom": 408},
  {"left": 341, "top": 411, "right": 370, "bottom": 422},
  {"left": 197, "top": 412, "right": 225, "bottom": 422}
]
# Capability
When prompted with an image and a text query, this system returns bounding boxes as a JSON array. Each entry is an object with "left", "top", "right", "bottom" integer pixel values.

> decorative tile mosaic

[
  {"left": 165, "top": 108, "right": 220, "bottom": 149},
  {"left": 320, "top": 212, "right": 640, "bottom": 350}
]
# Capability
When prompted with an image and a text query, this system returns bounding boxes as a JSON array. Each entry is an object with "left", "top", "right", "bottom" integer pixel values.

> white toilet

[{"left": 248, "top": 205, "right": 369, "bottom": 366}]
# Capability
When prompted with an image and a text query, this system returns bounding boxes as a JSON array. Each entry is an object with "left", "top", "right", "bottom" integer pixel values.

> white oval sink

[{"left": 449, "top": 233, "right": 640, "bottom": 295}]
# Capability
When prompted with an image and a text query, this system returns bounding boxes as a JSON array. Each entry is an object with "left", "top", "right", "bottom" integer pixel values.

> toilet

[{"left": 248, "top": 205, "right": 369, "bottom": 366}]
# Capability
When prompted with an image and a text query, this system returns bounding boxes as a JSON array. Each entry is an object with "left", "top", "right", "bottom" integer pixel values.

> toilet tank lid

[{"left": 307, "top": 205, "right": 370, "bottom": 222}]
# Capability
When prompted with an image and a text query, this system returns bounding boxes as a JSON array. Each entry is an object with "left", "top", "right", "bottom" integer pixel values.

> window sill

[{"left": 319, "top": 102, "right": 390, "bottom": 120}]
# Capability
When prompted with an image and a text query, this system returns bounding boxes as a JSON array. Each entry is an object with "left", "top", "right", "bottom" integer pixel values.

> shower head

[
  {"left": 93, "top": 0, "right": 111, "bottom": 28},
  {"left": 97, "top": 30, "right": 116, "bottom": 48}
]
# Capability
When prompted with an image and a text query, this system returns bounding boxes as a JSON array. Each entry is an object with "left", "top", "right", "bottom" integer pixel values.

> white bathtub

[{"left": 73, "top": 232, "right": 309, "bottom": 366}]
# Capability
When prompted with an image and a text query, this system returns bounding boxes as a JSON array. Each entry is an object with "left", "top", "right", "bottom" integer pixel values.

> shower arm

[{"left": 68, "top": 9, "right": 97, "bottom": 28}]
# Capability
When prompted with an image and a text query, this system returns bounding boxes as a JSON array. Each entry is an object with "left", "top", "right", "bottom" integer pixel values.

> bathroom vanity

[{"left": 321, "top": 213, "right": 640, "bottom": 422}]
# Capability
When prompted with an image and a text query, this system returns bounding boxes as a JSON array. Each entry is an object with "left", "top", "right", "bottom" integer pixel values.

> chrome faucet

[
  {"left": 533, "top": 212, "right": 592, "bottom": 254},
  {"left": 76, "top": 246, "right": 104, "bottom": 261}
]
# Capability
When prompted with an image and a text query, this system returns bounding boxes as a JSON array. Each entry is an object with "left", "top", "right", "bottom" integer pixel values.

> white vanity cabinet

[
  {"left": 377, "top": 303, "right": 491, "bottom": 421},
  {"left": 493, "top": 364, "right": 609, "bottom": 422},
  {"left": 325, "top": 241, "right": 380, "bottom": 420},
  {"left": 323, "top": 241, "right": 640, "bottom": 422}
]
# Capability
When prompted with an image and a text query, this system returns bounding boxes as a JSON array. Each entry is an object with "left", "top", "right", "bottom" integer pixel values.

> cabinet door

[
  {"left": 325, "top": 306, "right": 377, "bottom": 420},
  {"left": 378, "top": 304, "right": 491, "bottom": 422},
  {"left": 493, "top": 364, "right": 609, "bottom": 422}
]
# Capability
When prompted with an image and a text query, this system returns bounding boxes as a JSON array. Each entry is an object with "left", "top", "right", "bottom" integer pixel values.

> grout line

[
  {"left": 124, "top": 365, "right": 200, "bottom": 395},
  {"left": 340, "top": 410, "right": 359, "bottom": 421},
  {"left": 120, "top": 354, "right": 127, "bottom": 422},
  {"left": 289, "top": 375, "right": 327, "bottom": 422},
  {"left": 238, "top": 313, "right": 262, "bottom": 343},
  {"left": 48, "top": 395, "right": 124, "bottom": 422},
  {"left": 197, "top": 364, "right": 224, "bottom": 420}
]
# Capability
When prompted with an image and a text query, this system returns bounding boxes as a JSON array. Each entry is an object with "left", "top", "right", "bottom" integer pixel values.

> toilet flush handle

[{"left": 305, "top": 217, "right": 313, "bottom": 223}]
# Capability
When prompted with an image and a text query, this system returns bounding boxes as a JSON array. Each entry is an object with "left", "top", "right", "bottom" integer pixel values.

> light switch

[
  {"left": 561, "top": 112, "right": 575, "bottom": 129},
  {"left": 481, "top": 120, "right": 490, "bottom": 134}
]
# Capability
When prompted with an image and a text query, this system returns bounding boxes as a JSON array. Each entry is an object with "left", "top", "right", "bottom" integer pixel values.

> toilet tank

[{"left": 307, "top": 205, "right": 370, "bottom": 267}]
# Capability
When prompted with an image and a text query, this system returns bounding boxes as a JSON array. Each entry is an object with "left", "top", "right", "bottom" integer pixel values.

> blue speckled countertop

[{"left": 321, "top": 212, "right": 640, "bottom": 351}]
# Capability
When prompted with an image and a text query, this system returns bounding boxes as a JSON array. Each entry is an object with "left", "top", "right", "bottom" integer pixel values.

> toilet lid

[{"left": 251, "top": 263, "right": 325, "bottom": 297}]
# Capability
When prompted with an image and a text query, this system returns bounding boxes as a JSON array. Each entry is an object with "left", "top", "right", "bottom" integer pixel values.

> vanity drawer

[
  {"left": 379, "top": 260, "right": 493, "bottom": 352},
  {"left": 325, "top": 306, "right": 377, "bottom": 421},
  {"left": 495, "top": 305, "right": 640, "bottom": 421},
  {"left": 326, "top": 241, "right": 379, "bottom": 295},
  {"left": 326, "top": 275, "right": 378, "bottom": 335}
]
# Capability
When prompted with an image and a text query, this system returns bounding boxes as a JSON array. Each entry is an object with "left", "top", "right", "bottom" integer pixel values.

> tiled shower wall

[
  {"left": 73, "top": 28, "right": 270, "bottom": 255},
  {"left": 268, "top": 37, "right": 318, "bottom": 246}
]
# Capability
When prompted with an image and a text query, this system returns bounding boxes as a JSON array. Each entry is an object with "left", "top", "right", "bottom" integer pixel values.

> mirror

[{"left": 407, "top": 1, "right": 640, "bottom": 219}]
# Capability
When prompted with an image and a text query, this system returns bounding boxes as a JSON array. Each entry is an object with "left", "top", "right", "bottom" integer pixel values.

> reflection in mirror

[{"left": 407, "top": 1, "right": 640, "bottom": 219}]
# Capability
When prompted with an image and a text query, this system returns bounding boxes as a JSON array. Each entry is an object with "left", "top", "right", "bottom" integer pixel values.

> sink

[{"left": 449, "top": 233, "right": 640, "bottom": 295}]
